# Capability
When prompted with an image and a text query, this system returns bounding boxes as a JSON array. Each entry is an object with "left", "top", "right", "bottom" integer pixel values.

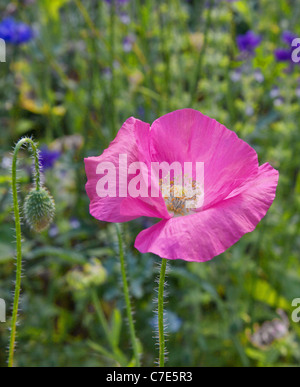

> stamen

[{"left": 159, "top": 173, "right": 202, "bottom": 217}]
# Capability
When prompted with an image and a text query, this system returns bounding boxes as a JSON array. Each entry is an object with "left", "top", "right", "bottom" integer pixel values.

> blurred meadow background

[{"left": 0, "top": 0, "right": 300, "bottom": 367}]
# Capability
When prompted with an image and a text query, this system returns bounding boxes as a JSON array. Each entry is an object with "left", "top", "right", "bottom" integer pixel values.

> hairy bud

[{"left": 24, "top": 188, "right": 55, "bottom": 232}]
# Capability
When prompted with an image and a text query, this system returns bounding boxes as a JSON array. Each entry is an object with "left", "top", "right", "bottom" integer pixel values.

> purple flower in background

[
  {"left": 270, "top": 86, "right": 280, "bottom": 99},
  {"left": 70, "top": 217, "right": 81, "bottom": 229},
  {"left": 105, "top": 0, "right": 130, "bottom": 24},
  {"left": 274, "top": 48, "right": 293, "bottom": 62},
  {"left": 0, "top": 18, "right": 34, "bottom": 45},
  {"left": 237, "top": 30, "right": 262, "bottom": 54},
  {"left": 49, "top": 224, "right": 59, "bottom": 238},
  {"left": 230, "top": 67, "right": 242, "bottom": 82},
  {"left": 137, "top": 106, "right": 145, "bottom": 119},
  {"left": 274, "top": 30, "right": 300, "bottom": 65},
  {"left": 119, "top": 12, "right": 131, "bottom": 25},
  {"left": 282, "top": 30, "right": 297, "bottom": 45},
  {"left": 102, "top": 67, "right": 112, "bottom": 80},
  {"left": 274, "top": 97, "right": 284, "bottom": 107},
  {"left": 39, "top": 146, "right": 61, "bottom": 170},
  {"left": 254, "top": 69, "right": 264, "bottom": 83},
  {"left": 122, "top": 35, "right": 135, "bottom": 53}
]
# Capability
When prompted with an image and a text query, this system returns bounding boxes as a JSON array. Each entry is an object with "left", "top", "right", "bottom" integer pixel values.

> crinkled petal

[
  {"left": 135, "top": 163, "right": 279, "bottom": 262},
  {"left": 85, "top": 117, "right": 168, "bottom": 222},
  {"left": 120, "top": 196, "right": 172, "bottom": 219},
  {"left": 149, "top": 109, "right": 259, "bottom": 209}
]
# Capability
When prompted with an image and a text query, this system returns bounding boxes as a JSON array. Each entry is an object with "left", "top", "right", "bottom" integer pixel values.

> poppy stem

[
  {"left": 116, "top": 224, "right": 141, "bottom": 367},
  {"left": 158, "top": 258, "right": 167, "bottom": 367},
  {"left": 8, "top": 138, "right": 40, "bottom": 368}
]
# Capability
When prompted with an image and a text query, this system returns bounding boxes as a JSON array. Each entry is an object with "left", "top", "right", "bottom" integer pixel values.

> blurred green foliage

[{"left": 0, "top": 0, "right": 300, "bottom": 367}]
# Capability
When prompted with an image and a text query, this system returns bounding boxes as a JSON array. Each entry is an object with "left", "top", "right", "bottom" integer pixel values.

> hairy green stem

[
  {"left": 158, "top": 259, "right": 167, "bottom": 367},
  {"left": 8, "top": 138, "right": 40, "bottom": 368},
  {"left": 116, "top": 224, "right": 140, "bottom": 367}
]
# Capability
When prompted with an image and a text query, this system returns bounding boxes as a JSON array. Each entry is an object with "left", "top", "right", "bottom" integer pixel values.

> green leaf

[
  {"left": 111, "top": 309, "right": 122, "bottom": 349},
  {"left": 41, "top": 0, "right": 70, "bottom": 21},
  {"left": 245, "top": 278, "right": 290, "bottom": 310},
  {"left": 16, "top": 120, "right": 35, "bottom": 135},
  {"left": 87, "top": 341, "right": 117, "bottom": 362}
]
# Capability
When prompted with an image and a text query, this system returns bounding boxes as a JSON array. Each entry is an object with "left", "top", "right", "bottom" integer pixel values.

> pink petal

[
  {"left": 120, "top": 196, "right": 172, "bottom": 219},
  {"left": 135, "top": 163, "right": 279, "bottom": 262},
  {"left": 85, "top": 117, "right": 168, "bottom": 222},
  {"left": 150, "top": 109, "right": 259, "bottom": 209}
]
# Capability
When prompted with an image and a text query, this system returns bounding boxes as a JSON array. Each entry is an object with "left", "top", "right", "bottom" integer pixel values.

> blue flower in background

[
  {"left": 150, "top": 311, "right": 182, "bottom": 334},
  {"left": 39, "top": 146, "right": 61, "bottom": 170},
  {"left": 237, "top": 30, "right": 262, "bottom": 54},
  {"left": 0, "top": 18, "right": 34, "bottom": 45}
]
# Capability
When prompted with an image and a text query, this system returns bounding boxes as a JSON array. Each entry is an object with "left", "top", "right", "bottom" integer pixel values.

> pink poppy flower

[{"left": 85, "top": 109, "right": 279, "bottom": 262}]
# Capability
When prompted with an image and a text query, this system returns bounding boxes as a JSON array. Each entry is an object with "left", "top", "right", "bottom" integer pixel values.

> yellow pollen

[{"left": 159, "top": 174, "right": 202, "bottom": 217}]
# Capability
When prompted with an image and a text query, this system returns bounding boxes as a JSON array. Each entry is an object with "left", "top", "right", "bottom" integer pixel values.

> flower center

[{"left": 160, "top": 175, "right": 202, "bottom": 217}]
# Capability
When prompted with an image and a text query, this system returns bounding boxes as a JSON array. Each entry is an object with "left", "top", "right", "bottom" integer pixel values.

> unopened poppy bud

[{"left": 24, "top": 188, "right": 55, "bottom": 232}]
